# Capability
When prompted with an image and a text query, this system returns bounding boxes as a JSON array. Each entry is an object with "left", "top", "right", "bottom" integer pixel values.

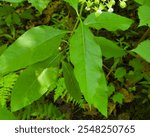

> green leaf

[
  {"left": 0, "top": 6, "right": 14, "bottom": 17},
  {"left": 134, "top": 0, "right": 150, "bottom": 6},
  {"left": 11, "top": 67, "right": 58, "bottom": 112},
  {"left": 129, "top": 59, "right": 144, "bottom": 71},
  {"left": 115, "top": 67, "right": 126, "bottom": 79},
  {"left": 0, "top": 25, "right": 66, "bottom": 76},
  {"left": 62, "top": 61, "right": 82, "bottom": 101},
  {"left": 84, "top": 12, "right": 133, "bottom": 31},
  {"left": 138, "top": 5, "right": 150, "bottom": 26},
  {"left": 126, "top": 71, "right": 143, "bottom": 84},
  {"left": 5, "top": 14, "right": 12, "bottom": 26},
  {"left": 0, "top": 107, "right": 16, "bottom": 120},
  {"left": 132, "top": 40, "right": 150, "bottom": 62},
  {"left": 20, "top": 9, "right": 33, "bottom": 19},
  {"left": 70, "top": 23, "right": 108, "bottom": 116},
  {"left": 28, "top": 0, "right": 51, "bottom": 13},
  {"left": 63, "top": 0, "right": 78, "bottom": 12},
  {"left": 12, "top": 13, "right": 21, "bottom": 25},
  {"left": 107, "top": 83, "right": 115, "bottom": 97},
  {"left": 112, "top": 93, "right": 124, "bottom": 104},
  {"left": 95, "top": 37, "right": 126, "bottom": 58}
]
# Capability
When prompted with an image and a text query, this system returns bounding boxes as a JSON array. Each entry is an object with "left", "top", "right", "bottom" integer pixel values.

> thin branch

[{"left": 135, "top": 27, "right": 150, "bottom": 47}]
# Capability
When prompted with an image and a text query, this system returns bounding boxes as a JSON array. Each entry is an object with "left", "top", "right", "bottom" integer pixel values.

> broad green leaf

[
  {"left": 84, "top": 12, "right": 133, "bottom": 31},
  {"left": 95, "top": 37, "right": 126, "bottom": 58},
  {"left": 2, "top": 0, "right": 24, "bottom": 3},
  {"left": 132, "top": 40, "right": 150, "bottom": 63},
  {"left": 134, "top": 0, "right": 150, "bottom": 6},
  {"left": 70, "top": 23, "right": 108, "bottom": 116},
  {"left": 63, "top": 0, "right": 78, "bottom": 12},
  {"left": 0, "top": 107, "right": 16, "bottom": 120},
  {"left": 138, "top": 5, "right": 150, "bottom": 26},
  {"left": 28, "top": 0, "right": 51, "bottom": 13},
  {"left": 11, "top": 67, "right": 58, "bottom": 112},
  {"left": 62, "top": 61, "right": 82, "bottom": 101},
  {"left": 0, "top": 25, "right": 66, "bottom": 76},
  {"left": 34, "top": 51, "right": 62, "bottom": 69}
]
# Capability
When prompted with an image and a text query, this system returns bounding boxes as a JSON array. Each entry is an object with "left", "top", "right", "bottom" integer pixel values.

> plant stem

[
  {"left": 135, "top": 27, "right": 150, "bottom": 47},
  {"left": 71, "top": 4, "right": 84, "bottom": 35}
]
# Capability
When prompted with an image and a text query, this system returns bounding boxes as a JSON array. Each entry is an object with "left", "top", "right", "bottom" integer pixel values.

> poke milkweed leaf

[
  {"left": 95, "top": 36, "right": 126, "bottom": 58},
  {"left": 63, "top": 0, "right": 78, "bottom": 12},
  {"left": 132, "top": 40, "right": 150, "bottom": 63},
  {"left": 70, "top": 22, "right": 108, "bottom": 116},
  {"left": 138, "top": 5, "right": 150, "bottom": 27},
  {"left": 28, "top": 0, "right": 51, "bottom": 14},
  {"left": 84, "top": 12, "right": 133, "bottom": 31},
  {"left": 62, "top": 61, "right": 82, "bottom": 102},
  {"left": 11, "top": 67, "right": 58, "bottom": 112},
  {"left": 0, "top": 25, "right": 66, "bottom": 76}
]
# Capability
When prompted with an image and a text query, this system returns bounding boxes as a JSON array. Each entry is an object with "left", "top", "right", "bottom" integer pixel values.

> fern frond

[
  {"left": 15, "top": 100, "right": 64, "bottom": 120},
  {"left": 0, "top": 73, "right": 18, "bottom": 108},
  {"left": 54, "top": 77, "right": 84, "bottom": 107},
  {"left": 54, "top": 78, "right": 66, "bottom": 101},
  {"left": 66, "top": 94, "right": 84, "bottom": 107}
]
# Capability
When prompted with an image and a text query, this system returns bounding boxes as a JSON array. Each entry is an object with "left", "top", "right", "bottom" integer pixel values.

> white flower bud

[
  {"left": 85, "top": 6, "right": 91, "bottom": 11},
  {"left": 108, "top": 7, "right": 114, "bottom": 12},
  {"left": 96, "top": 9, "right": 103, "bottom": 14}
]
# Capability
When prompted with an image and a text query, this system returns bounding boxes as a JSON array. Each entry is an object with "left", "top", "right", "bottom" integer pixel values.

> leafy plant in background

[{"left": 0, "top": 0, "right": 149, "bottom": 119}]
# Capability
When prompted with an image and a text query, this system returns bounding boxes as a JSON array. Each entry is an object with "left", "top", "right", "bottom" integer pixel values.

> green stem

[{"left": 71, "top": 4, "right": 84, "bottom": 35}]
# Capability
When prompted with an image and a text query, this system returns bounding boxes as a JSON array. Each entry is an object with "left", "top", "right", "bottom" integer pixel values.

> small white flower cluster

[{"left": 79, "top": 0, "right": 128, "bottom": 16}]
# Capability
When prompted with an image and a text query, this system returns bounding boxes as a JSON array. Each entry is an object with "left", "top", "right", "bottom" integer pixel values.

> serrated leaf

[
  {"left": 11, "top": 67, "right": 58, "bottom": 112},
  {"left": 132, "top": 40, "right": 150, "bottom": 62},
  {"left": 0, "top": 25, "right": 66, "bottom": 76},
  {"left": 62, "top": 61, "right": 82, "bottom": 101},
  {"left": 63, "top": 0, "right": 78, "bottom": 12},
  {"left": 70, "top": 23, "right": 108, "bottom": 116},
  {"left": 28, "top": 0, "right": 50, "bottom": 13},
  {"left": 84, "top": 12, "right": 133, "bottom": 31},
  {"left": 95, "top": 37, "right": 126, "bottom": 58},
  {"left": 0, "top": 107, "right": 16, "bottom": 120},
  {"left": 138, "top": 5, "right": 150, "bottom": 26}
]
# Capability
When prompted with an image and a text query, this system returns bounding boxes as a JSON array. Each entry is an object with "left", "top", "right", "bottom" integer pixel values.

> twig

[{"left": 135, "top": 27, "right": 150, "bottom": 47}]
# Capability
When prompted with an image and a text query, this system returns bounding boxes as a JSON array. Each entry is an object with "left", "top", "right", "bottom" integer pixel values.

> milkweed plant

[{"left": 0, "top": 0, "right": 149, "bottom": 119}]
